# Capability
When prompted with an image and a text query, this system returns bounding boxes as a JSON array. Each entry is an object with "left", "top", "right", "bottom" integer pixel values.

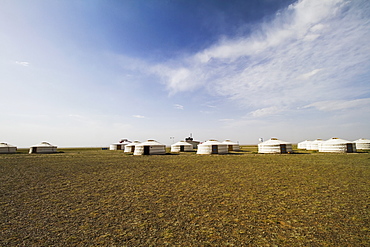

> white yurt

[
  {"left": 319, "top": 138, "right": 356, "bottom": 153},
  {"left": 258, "top": 138, "right": 293, "bottom": 154},
  {"left": 222, "top": 140, "right": 240, "bottom": 151},
  {"left": 124, "top": 141, "right": 141, "bottom": 153},
  {"left": 171, "top": 141, "right": 193, "bottom": 152},
  {"left": 110, "top": 139, "right": 131, "bottom": 150},
  {"left": 29, "top": 142, "right": 57, "bottom": 154},
  {"left": 196, "top": 140, "right": 228, "bottom": 155},
  {"left": 297, "top": 140, "right": 311, "bottom": 150},
  {"left": 354, "top": 138, "right": 370, "bottom": 150},
  {"left": 133, "top": 140, "right": 166, "bottom": 155},
  {"left": 0, "top": 143, "right": 17, "bottom": 154},
  {"left": 306, "top": 139, "right": 324, "bottom": 151}
]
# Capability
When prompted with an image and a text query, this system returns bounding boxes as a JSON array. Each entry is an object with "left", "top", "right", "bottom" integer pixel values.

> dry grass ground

[{"left": 0, "top": 147, "right": 369, "bottom": 246}]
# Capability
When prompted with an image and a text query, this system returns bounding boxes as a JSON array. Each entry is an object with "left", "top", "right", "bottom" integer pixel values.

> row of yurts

[
  {"left": 110, "top": 136, "right": 370, "bottom": 154},
  {"left": 1, "top": 137, "right": 369, "bottom": 155},
  {"left": 110, "top": 138, "right": 240, "bottom": 155},
  {"left": 0, "top": 139, "right": 239, "bottom": 155}
]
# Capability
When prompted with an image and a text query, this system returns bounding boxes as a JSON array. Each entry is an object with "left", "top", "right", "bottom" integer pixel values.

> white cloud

[
  {"left": 174, "top": 104, "right": 184, "bottom": 110},
  {"left": 218, "top": 118, "right": 234, "bottom": 122},
  {"left": 15, "top": 61, "right": 29, "bottom": 66},
  {"left": 304, "top": 98, "right": 370, "bottom": 111},
  {"left": 133, "top": 115, "right": 145, "bottom": 118},
  {"left": 297, "top": 69, "right": 323, "bottom": 80},
  {"left": 147, "top": 0, "right": 370, "bottom": 117},
  {"left": 250, "top": 106, "right": 283, "bottom": 118}
]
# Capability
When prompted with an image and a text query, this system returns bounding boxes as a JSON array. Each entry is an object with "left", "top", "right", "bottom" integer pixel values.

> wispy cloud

[
  {"left": 250, "top": 106, "right": 283, "bottom": 118},
  {"left": 304, "top": 98, "right": 370, "bottom": 111},
  {"left": 146, "top": 0, "right": 370, "bottom": 117},
  {"left": 174, "top": 104, "right": 184, "bottom": 110},
  {"left": 133, "top": 115, "right": 145, "bottom": 118},
  {"left": 15, "top": 61, "right": 30, "bottom": 66},
  {"left": 218, "top": 118, "right": 234, "bottom": 122}
]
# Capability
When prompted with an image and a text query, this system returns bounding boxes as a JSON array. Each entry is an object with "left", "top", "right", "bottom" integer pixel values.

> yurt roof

[
  {"left": 222, "top": 140, "right": 239, "bottom": 145},
  {"left": 355, "top": 138, "right": 370, "bottom": 143},
  {"left": 323, "top": 138, "right": 353, "bottom": 144},
  {"left": 112, "top": 141, "right": 131, "bottom": 145},
  {"left": 126, "top": 141, "right": 141, "bottom": 147},
  {"left": 311, "top": 139, "right": 324, "bottom": 143},
  {"left": 0, "top": 142, "right": 16, "bottom": 147},
  {"left": 199, "top": 140, "right": 226, "bottom": 145},
  {"left": 260, "top": 138, "right": 291, "bottom": 145},
  {"left": 298, "top": 140, "right": 311, "bottom": 143},
  {"left": 172, "top": 141, "right": 193, "bottom": 146},
  {"left": 31, "top": 142, "right": 57, "bottom": 147},
  {"left": 137, "top": 140, "right": 165, "bottom": 146}
]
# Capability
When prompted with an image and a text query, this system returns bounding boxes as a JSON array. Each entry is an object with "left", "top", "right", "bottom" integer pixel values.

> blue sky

[{"left": 1, "top": 0, "right": 369, "bottom": 147}]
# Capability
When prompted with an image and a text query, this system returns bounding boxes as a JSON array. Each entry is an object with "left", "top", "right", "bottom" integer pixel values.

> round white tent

[
  {"left": 258, "top": 138, "right": 293, "bottom": 154},
  {"left": 110, "top": 139, "right": 131, "bottom": 150},
  {"left": 197, "top": 140, "right": 228, "bottom": 155},
  {"left": 133, "top": 140, "right": 166, "bottom": 155},
  {"left": 171, "top": 141, "right": 193, "bottom": 152},
  {"left": 29, "top": 142, "right": 57, "bottom": 154},
  {"left": 319, "top": 138, "right": 356, "bottom": 153},
  {"left": 306, "top": 139, "right": 324, "bottom": 151},
  {"left": 222, "top": 140, "right": 240, "bottom": 151},
  {"left": 354, "top": 138, "right": 370, "bottom": 150},
  {"left": 124, "top": 141, "right": 141, "bottom": 153},
  {"left": 297, "top": 140, "right": 311, "bottom": 150},
  {"left": 0, "top": 143, "right": 17, "bottom": 154}
]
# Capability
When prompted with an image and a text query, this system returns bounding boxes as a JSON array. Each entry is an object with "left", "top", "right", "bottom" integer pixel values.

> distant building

[
  {"left": 185, "top": 135, "right": 200, "bottom": 149},
  {"left": 297, "top": 140, "right": 311, "bottom": 150},
  {"left": 110, "top": 139, "right": 131, "bottom": 150},
  {"left": 319, "top": 138, "right": 356, "bottom": 153},
  {"left": 306, "top": 139, "right": 324, "bottom": 151},
  {"left": 171, "top": 141, "right": 193, "bottom": 152},
  {"left": 134, "top": 140, "right": 166, "bottom": 155},
  {"left": 197, "top": 140, "right": 228, "bottom": 155},
  {"left": 354, "top": 138, "right": 370, "bottom": 150},
  {"left": 0, "top": 143, "right": 17, "bottom": 154},
  {"left": 29, "top": 142, "right": 57, "bottom": 154},
  {"left": 124, "top": 141, "right": 141, "bottom": 153},
  {"left": 222, "top": 140, "right": 240, "bottom": 151},
  {"left": 258, "top": 138, "right": 292, "bottom": 154}
]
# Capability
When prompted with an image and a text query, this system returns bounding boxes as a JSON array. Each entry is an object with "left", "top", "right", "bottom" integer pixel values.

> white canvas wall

[
  {"left": 258, "top": 138, "right": 292, "bottom": 154},
  {"left": 133, "top": 140, "right": 166, "bottom": 155},
  {"left": 197, "top": 140, "right": 228, "bottom": 155},
  {"left": 171, "top": 141, "right": 193, "bottom": 152},
  {"left": 319, "top": 138, "right": 356, "bottom": 153}
]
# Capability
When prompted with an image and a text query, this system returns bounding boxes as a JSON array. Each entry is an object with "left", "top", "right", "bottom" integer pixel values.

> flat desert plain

[{"left": 1, "top": 147, "right": 369, "bottom": 246}]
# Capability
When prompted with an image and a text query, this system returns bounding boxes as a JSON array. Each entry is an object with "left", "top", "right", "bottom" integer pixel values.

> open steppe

[{"left": 1, "top": 147, "right": 369, "bottom": 246}]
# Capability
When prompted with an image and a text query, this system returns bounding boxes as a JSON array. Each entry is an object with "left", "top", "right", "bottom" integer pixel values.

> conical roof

[
  {"left": 172, "top": 141, "right": 193, "bottom": 146},
  {"left": 199, "top": 140, "right": 225, "bottom": 145},
  {"left": 136, "top": 140, "right": 165, "bottom": 146},
  {"left": 259, "top": 138, "right": 291, "bottom": 145},
  {"left": 0, "top": 142, "right": 16, "bottom": 147},
  {"left": 31, "top": 142, "right": 57, "bottom": 147},
  {"left": 222, "top": 140, "right": 239, "bottom": 145},
  {"left": 125, "top": 141, "right": 141, "bottom": 147},
  {"left": 323, "top": 137, "right": 353, "bottom": 144},
  {"left": 355, "top": 138, "right": 370, "bottom": 143}
]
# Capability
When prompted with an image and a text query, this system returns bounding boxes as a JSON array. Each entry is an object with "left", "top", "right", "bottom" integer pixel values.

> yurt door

[
  {"left": 32, "top": 147, "right": 37, "bottom": 153},
  {"left": 212, "top": 145, "right": 218, "bottom": 154},
  {"left": 280, "top": 144, "right": 287, "bottom": 154},
  {"left": 131, "top": 146, "right": 135, "bottom": 152},
  {"left": 228, "top": 145, "right": 233, "bottom": 151},
  {"left": 144, "top": 146, "right": 150, "bottom": 155},
  {"left": 346, "top": 143, "right": 354, "bottom": 153},
  {"left": 180, "top": 145, "right": 184, "bottom": 152},
  {"left": 117, "top": 145, "right": 122, "bottom": 150}
]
